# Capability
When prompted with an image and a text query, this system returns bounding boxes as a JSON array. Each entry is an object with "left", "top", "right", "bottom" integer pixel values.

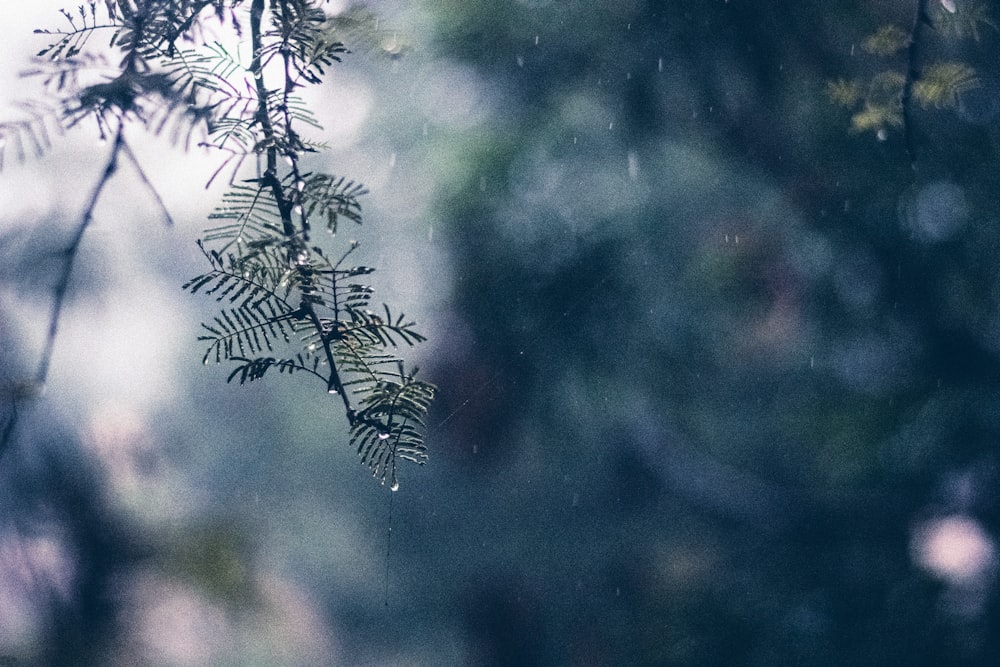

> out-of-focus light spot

[
  {"left": 0, "top": 530, "right": 75, "bottom": 654},
  {"left": 415, "top": 63, "right": 491, "bottom": 130},
  {"left": 900, "top": 180, "right": 969, "bottom": 243},
  {"left": 127, "top": 573, "right": 232, "bottom": 665},
  {"left": 912, "top": 515, "right": 996, "bottom": 585}
]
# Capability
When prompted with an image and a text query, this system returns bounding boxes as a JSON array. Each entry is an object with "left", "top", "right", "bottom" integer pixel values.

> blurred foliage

[{"left": 827, "top": 1, "right": 995, "bottom": 138}]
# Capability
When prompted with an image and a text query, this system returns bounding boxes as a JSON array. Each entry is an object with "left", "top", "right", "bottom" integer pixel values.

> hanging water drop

[
  {"left": 390, "top": 480, "right": 400, "bottom": 492},
  {"left": 328, "top": 387, "right": 339, "bottom": 395}
]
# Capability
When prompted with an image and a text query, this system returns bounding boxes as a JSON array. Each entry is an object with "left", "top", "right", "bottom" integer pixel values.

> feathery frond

[{"left": 4, "top": 0, "right": 434, "bottom": 487}]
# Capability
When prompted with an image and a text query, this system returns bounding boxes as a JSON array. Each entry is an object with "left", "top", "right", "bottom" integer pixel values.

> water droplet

[
  {"left": 390, "top": 480, "right": 400, "bottom": 492},
  {"left": 328, "top": 388, "right": 339, "bottom": 395},
  {"left": 296, "top": 179, "right": 305, "bottom": 191},
  {"left": 293, "top": 204, "right": 303, "bottom": 215},
  {"left": 876, "top": 128, "right": 888, "bottom": 142},
  {"left": 378, "top": 431, "right": 391, "bottom": 440},
  {"left": 534, "top": 35, "right": 539, "bottom": 46},
  {"left": 608, "top": 121, "right": 614, "bottom": 130},
  {"left": 516, "top": 55, "right": 524, "bottom": 67},
  {"left": 308, "top": 343, "right": 316, "bottom": 351}
]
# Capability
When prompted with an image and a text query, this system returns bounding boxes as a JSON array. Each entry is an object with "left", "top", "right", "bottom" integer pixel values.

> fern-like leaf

[
  {"left": 913, "top": 62, "right": 978, "bottom": 109},
  {"left": 298, "top": 174, "right": 366, "bottom": 234},
  {"left": 861, "top": 25, "right": 910, "bottom": 56},
  {"left": 226, "top": 354, "right": 326, "bottom": 384}
]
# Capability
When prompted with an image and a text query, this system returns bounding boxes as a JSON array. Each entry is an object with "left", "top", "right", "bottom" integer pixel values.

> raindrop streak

[
  {"left": 658, "top": 57, "right": 663, "bottom": 72},
  {"left": 627, "top": 151, "right": 639, "bottom": 180},
  {"left": 384, "top": 490, "right": 394, "bottom": 607}
]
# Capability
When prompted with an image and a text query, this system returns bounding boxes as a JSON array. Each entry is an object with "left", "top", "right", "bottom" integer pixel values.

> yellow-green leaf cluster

[
  {"left": 913, "top": 62, "right": 978, "bottom": 108},
  {"left": 861, "top": 25, "right": 909, "bottom": 56},
  {"left": 827, "top": 79, "right": 861, "bottom": 107},
  {"left": 850, "top": 104, "right": 902, "bottom": 134}
]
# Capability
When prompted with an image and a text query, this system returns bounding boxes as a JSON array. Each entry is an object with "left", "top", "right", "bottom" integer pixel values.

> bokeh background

[{"left": 3, "top": 0, "right": 1000, "bottom": 664}]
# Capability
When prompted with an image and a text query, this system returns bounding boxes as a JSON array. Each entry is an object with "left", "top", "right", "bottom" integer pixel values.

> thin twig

[
  {"left": 37, "top": 125, "right": 124, "bottom": 384},
  {"left": 249, "top": 0, "right": 354, "bottom": 421},
  {"left": 119, "top": 138, "right": 175, "bottom": 226},
  {"left": 0, "top": 124, "right": 124, "bottom": 463},
  {"left": 902, "top": 0, "right": 930, "bottom": 171}
]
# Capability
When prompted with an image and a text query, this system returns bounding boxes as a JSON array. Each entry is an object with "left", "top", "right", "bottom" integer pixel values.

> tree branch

[
  {"left": 249, "top": 0, "right": 355, "bottom": 421},
  {"left": 902, "top": 0, "right": 930, "bottom": 171},
  {"left": 0, "top": 124, "right": 124, "bottom": 463}
]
